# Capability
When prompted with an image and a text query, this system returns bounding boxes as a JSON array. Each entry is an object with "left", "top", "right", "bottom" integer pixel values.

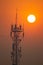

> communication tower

[{"left": 10, "top": 10, "right": 24, "bottom": 65}]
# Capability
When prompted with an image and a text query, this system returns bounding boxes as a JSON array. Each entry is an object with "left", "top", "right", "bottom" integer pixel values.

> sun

[{"left": 27, "top": 14, "right": 36, "bottom": 23}]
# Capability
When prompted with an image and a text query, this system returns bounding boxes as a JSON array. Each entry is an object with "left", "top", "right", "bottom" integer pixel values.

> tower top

[{"left": 16, "top": 9, "right": 18, "bottom": 25}]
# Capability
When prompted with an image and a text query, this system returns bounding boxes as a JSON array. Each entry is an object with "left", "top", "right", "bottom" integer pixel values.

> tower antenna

[{"left": 16, "top": 9, "right": 18, "bottom": 25}]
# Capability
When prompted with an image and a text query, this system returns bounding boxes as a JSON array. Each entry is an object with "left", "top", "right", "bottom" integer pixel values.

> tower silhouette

[{"left": 10, "top": 10, "right": 24, "bottom": 65}]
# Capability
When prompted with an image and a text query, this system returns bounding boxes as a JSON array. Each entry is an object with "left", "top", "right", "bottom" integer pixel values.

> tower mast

[{"left": 10, "top": 10, "right": 24, "bottom": 65}]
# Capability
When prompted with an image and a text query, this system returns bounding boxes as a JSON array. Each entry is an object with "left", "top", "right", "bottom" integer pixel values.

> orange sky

[{"left": 0, "top": 0, "right": 43, "bottom": 65}]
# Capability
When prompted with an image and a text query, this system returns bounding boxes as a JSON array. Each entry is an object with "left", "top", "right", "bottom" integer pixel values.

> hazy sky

[{"left": 0, "top": 0, "right": 43, "bottom": 65}]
